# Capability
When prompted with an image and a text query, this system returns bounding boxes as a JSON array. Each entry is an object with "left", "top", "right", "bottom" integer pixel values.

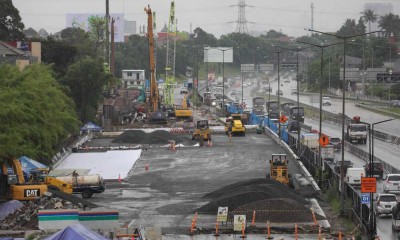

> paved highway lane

[{"left": 268, "top": 77, "right": 400, "bottom": 135}]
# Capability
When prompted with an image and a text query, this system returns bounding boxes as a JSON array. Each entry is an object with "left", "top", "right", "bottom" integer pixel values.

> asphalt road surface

[{"left": 87, "top": 133, "right": 316, "bottom": 234}]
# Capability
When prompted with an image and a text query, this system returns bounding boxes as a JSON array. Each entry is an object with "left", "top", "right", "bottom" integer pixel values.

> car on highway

[
  {"left": 284, "top": 78, "right": 290, "bottom": 83},
  {"left": 334, "top": 160, "right": 353, "bottom": 174},
  {"left": 180, "top": 87, "right": 188, "bottom": 94},
  {"left": 329, "top": 137, "right": 341, "bottom": 150},
  {"left": 374, "top": 193, "right": 398, "bottom": 217},
  {"left": 322, "top": 97, "right": 332, "bottom": 106},
  {"left": 364, "top": 162, "right": 384, "bottom": 179},
  {"left": 287, "top": 120, "right": 300, "bottom": 133},
  {"left": 383, "top": 174, "right": 400, "bottom": 193},
  {"left": 390, "top": 100, "right": 400, "bottom": 108},
  {"left": 276, "top": 90, "right": 283, "bottom": 95}
]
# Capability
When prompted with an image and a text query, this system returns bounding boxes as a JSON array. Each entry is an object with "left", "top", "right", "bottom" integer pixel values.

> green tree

[
  {"left": 41, "top": 38, "right": 78, "bottom": 78},
  {"left": 337, "top": 19, "right": 364, "bottom": 37},
  {"left": 378, "top": 13, "right": 400, "bottom": 37},
  {"left": 0, "top": 64, "right": 79, "bottom": 163},
  {"left": 87, "top": 16, "right": 107, "bottom": 58},
  {"left": 360, "top": 9, "right": 378, "bottom": 33},
  {"left": 23, "top": 27, "right": 39, "bottom": 39},
  {"left": 61, "top": 57, "right": 109, "bottom": 122},
  {"left": 0, "top": 0, "right": 25, "bottom": 40},
  {"left": 60, "top": 27, "right": 96, "bottom": 59}
]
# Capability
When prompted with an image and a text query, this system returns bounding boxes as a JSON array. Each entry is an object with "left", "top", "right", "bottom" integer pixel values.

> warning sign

[
  {"left": 279, "top": 115, "right": 288, "bottom": 124},
  {"left": 217, "top": 207, "right": 228, "bottom": 222},
  {"left": 361, "top": 177, "right": 376, "bottom": 193},
  {"left": 319, "top": 136, "right": 329, "bottom": 147},
  {"left": 234, "top": 215, "right": 246, "bottom": 231}
]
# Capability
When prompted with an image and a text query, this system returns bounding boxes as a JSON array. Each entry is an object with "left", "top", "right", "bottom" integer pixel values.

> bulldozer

[
  {"left": 192, "top": 120, "right": 211, "bottom": 147},
  {"left": 267, "top": 154, "right": 293, "bottom": 188},
  {"left": 0, "top": 159, "right": 48, "bottom": 201}
]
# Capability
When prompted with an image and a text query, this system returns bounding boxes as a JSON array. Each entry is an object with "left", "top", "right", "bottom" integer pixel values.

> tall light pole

[
  {"left": 217, "top": 48, "right": 230, "bottom": 112},
  {"left": 308, "top": 29, "right": 384, "bottom": 240},
  {"left": 296, "top": 40, "right": 343, "bottom": 158},
  {"left": 205, "top": 47, "right": 210, "bottom": 92},
  {"left": 275, "top": 45, "right": 312, "bottom": 150},
  {"left": 273, "top": 49, "right": 282, "bottom": 138},
  {"left": 349, "top": 40, "right": 366, "bottom": 94}
]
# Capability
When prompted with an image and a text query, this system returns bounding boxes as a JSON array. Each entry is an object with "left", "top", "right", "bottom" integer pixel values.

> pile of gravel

[
  {"left": 197, "top": 178, "right": 325, "bottom": 223},
  {"left": 112, "top": 130, "right": 196, "bottom": 145}
]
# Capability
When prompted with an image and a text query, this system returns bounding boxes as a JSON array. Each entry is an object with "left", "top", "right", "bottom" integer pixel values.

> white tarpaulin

[{"left": 53, "top": 150, "right": 141, "bottom": 180}]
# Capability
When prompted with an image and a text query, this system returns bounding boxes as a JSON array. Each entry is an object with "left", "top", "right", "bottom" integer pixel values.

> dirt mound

[
  {"left": 112, "top": 130, "right": 196, "bottom": 145},
  {"left": 197, "top": 178, "right": 323, "bottom": 223}
]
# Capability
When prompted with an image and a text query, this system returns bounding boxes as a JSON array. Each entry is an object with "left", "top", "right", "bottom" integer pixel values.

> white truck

[
  {"left": 300, "top": 133, "right": 319, "bottom": 150},
  {"left": 321, "top": 145, "right": 335, "bottom": 162},
  {"left": 55, "top": 174, "right": 106, "bottom": 198},
  {"left": 346, "top": 116, "right": 368, "bottom": 144}
]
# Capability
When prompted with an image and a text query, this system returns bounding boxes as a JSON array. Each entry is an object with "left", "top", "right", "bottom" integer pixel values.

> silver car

[
  {"left": 384, "top": 174, "right": 400, "bottom": 193},
  {"left": 374, "top": 193, "right": 398, "bottom": 217}
]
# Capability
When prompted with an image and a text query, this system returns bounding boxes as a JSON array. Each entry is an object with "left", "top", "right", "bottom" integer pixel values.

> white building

[{"left": 122, "top": 70, "right": 145, "bottom": 89}]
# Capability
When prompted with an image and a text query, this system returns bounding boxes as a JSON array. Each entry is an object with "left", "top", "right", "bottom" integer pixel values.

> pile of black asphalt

[{"left": 197, "top": 178, "right": 326, "bottom": 223}]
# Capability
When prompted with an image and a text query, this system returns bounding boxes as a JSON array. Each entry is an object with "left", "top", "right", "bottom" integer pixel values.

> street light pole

[
  {"left": 308, "top": 29, "right": 384, "bottom": 240},
  {"left": 296, "top": 40, "right": 343, "bottom": 159},
  {"left": 217, "top": 48, "right": 229, "bottom": 113}
]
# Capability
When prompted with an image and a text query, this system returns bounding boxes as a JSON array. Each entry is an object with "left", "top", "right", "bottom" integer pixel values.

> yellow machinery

[
  {"left": 175, "top": 93, "right": 193, "bottom": 122},
  {"left": 192, "top": 120, "right": 211, "bottom": 147},
  {"left": 224, "top": 114, "right": 245, "bottom": 136},
  {"left": 30, "top": 168, "right": 73, "bottom": 194},
  {"left": 267, "top": 154, "right": 293, "bottom": 187},
  {"left": 1, "top": 159, "right": 48, "bottom": 201},
  {"left": 145, "top": 5, "right": 167, "bottom": 124}
]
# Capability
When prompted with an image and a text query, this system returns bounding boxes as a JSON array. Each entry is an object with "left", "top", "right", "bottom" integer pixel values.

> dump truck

[
  {"left": 346, "top": 116, "right": 368, "bottom": 144},
  {"left": 192, "top": 120, "right": 211, "bottom": 147},
  {"left": 55, "top": 172, "right": 105, "bottom": 199},
  {"left": 267, "top": 154, "right": 293, "bottom": 188}
]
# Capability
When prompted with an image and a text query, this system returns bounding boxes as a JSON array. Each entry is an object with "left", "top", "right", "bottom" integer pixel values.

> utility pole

[{"left": 105, "top": 0, "right": 110, "bottom": 67}]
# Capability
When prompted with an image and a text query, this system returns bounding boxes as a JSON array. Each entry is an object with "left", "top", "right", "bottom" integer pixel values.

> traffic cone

[
  {"left": 118, "top": 174, "right": 121, "bottom": 183},
  {"left": 145, "top": 163, "right": 149, "bottom": 171},
  {"left": 131, "top": 235, "right": 134, "bottom": 240}
]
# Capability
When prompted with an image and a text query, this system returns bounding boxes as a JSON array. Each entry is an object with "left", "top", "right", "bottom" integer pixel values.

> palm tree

[
  {"left": 360, "top": 9, "right": 378, "bottom": 32},
  {"left": 378, "top": 13, "right": 400, "bottom": 37}
]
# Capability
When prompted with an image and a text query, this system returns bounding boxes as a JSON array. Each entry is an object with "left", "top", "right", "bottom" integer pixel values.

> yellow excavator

[
  {"left": 175, "top": 93, "right": 193, "bottom": 122},
  {"left": 29, "top": 168, "right": 73, "bottom": 194},
  {"left": 1, "top": 159, "right": 48, "bottom": 200}
]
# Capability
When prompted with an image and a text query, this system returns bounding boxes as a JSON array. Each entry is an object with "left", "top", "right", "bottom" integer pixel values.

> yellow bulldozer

[
  {"left": 267, "top": 154, "right": 293, "bottom": 188},
  {"left": 192, "top": 120, "right": 211, "bottom": 147}
]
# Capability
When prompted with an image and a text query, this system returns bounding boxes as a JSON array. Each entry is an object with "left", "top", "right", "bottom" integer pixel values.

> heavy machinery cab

[
  {"left": 192, "top": 120, "right": 211, "bottom": 146},
  {"left": 268, "top": 154, "right": 291, "bottom": 186}
]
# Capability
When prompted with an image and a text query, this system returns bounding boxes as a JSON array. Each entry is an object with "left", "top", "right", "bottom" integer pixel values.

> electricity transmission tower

[{"left": 231, "top": 0, "right": 251, "bottom": 33}]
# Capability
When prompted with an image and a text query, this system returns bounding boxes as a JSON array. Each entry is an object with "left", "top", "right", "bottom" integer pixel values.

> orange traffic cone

[{"left": 118, "top": 174, "right": 121, "bottom": 183}]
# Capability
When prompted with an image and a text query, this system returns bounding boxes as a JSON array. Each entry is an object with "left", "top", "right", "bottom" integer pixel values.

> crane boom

[
  {"left": 165, "top": 1, "right": 176, "bottom": 106},
  {"left": 145, "top": 5, "right": 158, "bottom": 112}
]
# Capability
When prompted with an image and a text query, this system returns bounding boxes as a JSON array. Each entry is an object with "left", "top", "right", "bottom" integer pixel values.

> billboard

[
  {"left": 204, "top": 47, "right": 233, "bottom": 63},
  {"left": 66, "top": 13, "right": 124, "bottom": 42}
]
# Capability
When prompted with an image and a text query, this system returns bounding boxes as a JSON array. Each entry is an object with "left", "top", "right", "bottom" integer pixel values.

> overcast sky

[{"left": 13, "top": 0, "right": 400, "bottom": 37}]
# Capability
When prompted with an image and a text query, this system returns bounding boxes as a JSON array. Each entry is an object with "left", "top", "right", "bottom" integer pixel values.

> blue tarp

[
  {"left": 80, "top": 122, "right": 102, "bottom": 132},
  {"left": 18, "top": 156, "right": 47, "bottom": 172},
  {"left": 44, "top": 223, "right": 110, "bottom": 240}
]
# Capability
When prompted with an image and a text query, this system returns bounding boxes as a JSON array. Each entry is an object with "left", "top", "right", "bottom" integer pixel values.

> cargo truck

[
  {"left": 55, "top": 173, "right": 105, "bottom": 199},
  {"left": 300, "top": 133, "right": 319, "bottom": 150}
]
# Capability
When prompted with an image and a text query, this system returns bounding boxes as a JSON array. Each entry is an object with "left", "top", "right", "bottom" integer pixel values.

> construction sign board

[
  {"left": 279, "top": 115, "right": 288, "bottom": 124},
  {"left": 217, "top": 207, "right": 228, "bottom": 222},
  {"left": 233, "top": 215, "right": 246, "bottom": 231},
  {"left": 361, "top": 177, "right": 376, "bottom": 193},
  {"left": 319, "top": 136, "right": 329, "bottom": 147}
]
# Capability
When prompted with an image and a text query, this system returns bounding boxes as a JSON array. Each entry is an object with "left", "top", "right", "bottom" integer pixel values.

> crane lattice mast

[{"left": 165, "top": 1, "right": 177, "bottom": 106}]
